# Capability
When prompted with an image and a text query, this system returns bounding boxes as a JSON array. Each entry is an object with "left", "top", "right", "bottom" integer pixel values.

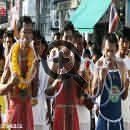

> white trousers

[{"left": 77, "top": 105, "right": 90, "bottom": 130}]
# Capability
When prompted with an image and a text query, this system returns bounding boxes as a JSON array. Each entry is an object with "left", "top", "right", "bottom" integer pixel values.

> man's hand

[
  {"left": 0, "top": 74, "right": 19, "bottom": 95},
  {"left": 9, "top": 74, "right": 19, "bottom": 86},
  {"left": 52, "top": 79, "right": 61, "bottom": 87},
  {"left": 45, "top": 79, "right": 61, "bottom": 96},
  {"left": 121, "top": 70, "right": 130, "bottom": 100},
  {"left": 84, "top": 97, "right": 94, "bottom": 110}
]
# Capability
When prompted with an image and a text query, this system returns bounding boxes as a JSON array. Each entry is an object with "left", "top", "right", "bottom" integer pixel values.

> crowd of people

[{"left": 0, "top": 15, "right": 130, "bottom": 130}]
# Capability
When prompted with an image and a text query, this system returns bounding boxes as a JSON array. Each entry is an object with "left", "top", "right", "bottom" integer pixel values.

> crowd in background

[{"left": 0, "top": 16, "right": 130, "bottom": 130}]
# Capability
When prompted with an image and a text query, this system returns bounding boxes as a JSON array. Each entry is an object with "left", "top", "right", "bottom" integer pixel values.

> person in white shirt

[
  {"left": 116, "top": 26, "right": 130, "bottom": 130},
  {"left": 32, "top": 32, "right": 49, "bottom": 130}
]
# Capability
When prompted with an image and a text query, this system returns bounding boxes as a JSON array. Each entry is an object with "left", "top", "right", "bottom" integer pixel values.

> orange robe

[
  {"left": 53, "top": 80, "right": 80, "bottom": 130},
  {"left": 5, "top": 43, "right": 35, "bottom": 130},
  {"left": 6, "top": 96, "right": 34, "bottom": 130}
]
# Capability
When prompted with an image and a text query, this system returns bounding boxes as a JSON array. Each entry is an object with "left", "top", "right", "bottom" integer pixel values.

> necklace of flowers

[{"left": 10, "top": 43, "right": 36, "bottom": 89}]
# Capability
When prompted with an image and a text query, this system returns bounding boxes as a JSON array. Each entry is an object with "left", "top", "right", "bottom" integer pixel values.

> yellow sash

[
  {"left": 0, "top": 58, "right": 8, "bottom": 114},
  {"left": 0, "top": 96, "right": 7, "bottom": 114}
]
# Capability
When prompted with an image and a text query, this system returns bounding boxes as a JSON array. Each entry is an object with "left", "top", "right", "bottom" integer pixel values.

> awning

[{"left": 70, "top": 0, "right": 111, "bottom": 33}]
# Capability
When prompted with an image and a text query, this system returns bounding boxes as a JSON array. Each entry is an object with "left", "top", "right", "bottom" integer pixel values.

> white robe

[
  {"left": 77, "top": 105, "right": 90, "bottom": 130},
  {"left": 116, "top": 54, "right": 130, "bottom": 130},
  {"left": 77, "top": 57, "right": 94, "bottom": 130},
  {"left": 122, "top": 57, "right": 130, "bottom": 130},
  {"left": 32, "top": 60, "right": 49, "bottom": 130}
]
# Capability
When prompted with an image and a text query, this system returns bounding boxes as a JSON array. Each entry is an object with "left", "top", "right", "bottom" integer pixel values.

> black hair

[
  {"left": 83, "top": 49, "right": 91, "bottom": 59},
  {"left": 102, "top": 33, "right": 118, "bottom": 49},
  {"left": 0, "top": 28, "right": 6, "bottom": 39},
  {"left": 82, "top": 38, "right": 87, "bottom": 49},
  {"left": 41, "top": 36, "right": 48, "bottom": 57},
  {"left": 118, "top": 26, "right": 130, "bottom": 41},
  {"left": 92, "top": 48, "right": 102, "bottom": 63},
  {"left": 63, "top": 21, "right": 74, "bottom": 32},
  {"left": 4, "top": 30, "right": 14, "bottom": 37},
  {"left": 54, "top": 32, "right": 60, "bottom": 37},
  {"left": 53, "top": 32, "right": 61, "bottom": 40},
  {"left": 92, "top": 48, "right": 102, "bottom": 57},
  {"left": 33, "top": 30, "right": 48, "bottom": 51},
  {"left": 17, "top": 16, "right": 32, "bottom": 32},
  {"left": 3, "top": 30, "right": 15, "bottom": 43},
  {"left": 88, "top": 41, "right": 93, "bottom": 47},
  {"left": 41, "top": 36, "right": 48, "bottom": 48},
  {"left": 33, "top": 30, "right": 42, "bottom": 40},
  {"left": 73, "top": 30, "right": 82, "bottom": 39}
]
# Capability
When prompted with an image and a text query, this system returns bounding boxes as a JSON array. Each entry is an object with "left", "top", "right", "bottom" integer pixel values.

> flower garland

[{"left": 10, "top": 43, "right": 36, "bottom": 89}]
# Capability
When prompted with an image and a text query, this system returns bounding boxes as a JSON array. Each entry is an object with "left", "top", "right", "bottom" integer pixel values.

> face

[
  {"left": 118, "top": 38, "right": 130, "bottom": 55},
  {"left": 35, "top": 39, "right": 46, "bottom": 56},
  {"left": 103, "top": 40, "right": 117, "bottom": 60},
  {"left": 20, "top": 23, "right": 33, "bottom": 43}
]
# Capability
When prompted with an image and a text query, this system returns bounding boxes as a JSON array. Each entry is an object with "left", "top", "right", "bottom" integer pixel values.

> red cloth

[
  {"left": 6, "top": 97, "right": 34, "bottom": 130},
  {"left": 53, "top": 81, "right": 80, "bottom": 130}
]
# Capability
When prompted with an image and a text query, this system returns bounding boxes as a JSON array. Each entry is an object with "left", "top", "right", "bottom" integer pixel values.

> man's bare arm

[
  {"left": 0, "top": 75, "right": 18, "bottom": 95},
  {"left": 92, "top": 60, "right": 105, "bottom": 96},
  {"left": 92, "top": 70, "right": 101, "bottom": 96},
  {"left": 0, "top": 65, "right": 10, "bottom": 84},
  {"left": 120, "top": 61, "right": 129, "bottom": 100}
]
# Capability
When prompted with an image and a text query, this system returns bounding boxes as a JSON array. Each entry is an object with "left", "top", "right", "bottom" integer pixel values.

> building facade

[
  {"left": 22, "top": 0, "right": 37, "bottom": 30},
  {"left": 36, "top": 0, "right": 79, "bottom": 41},
  {"left": 6, "top": 0, "right": 130, "bottom": 41},
  {"left": 39, "top": 0, "right": 52, "bottom": 41}
]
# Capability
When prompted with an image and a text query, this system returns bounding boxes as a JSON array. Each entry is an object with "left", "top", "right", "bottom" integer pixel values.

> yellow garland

[{"left": 10, "top": 43, "right": 35, "bottom": 89}]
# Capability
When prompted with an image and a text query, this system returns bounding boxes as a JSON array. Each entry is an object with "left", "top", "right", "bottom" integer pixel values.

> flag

[{"left": 108, "top": 3, "right": 119, "bottom": 33}]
